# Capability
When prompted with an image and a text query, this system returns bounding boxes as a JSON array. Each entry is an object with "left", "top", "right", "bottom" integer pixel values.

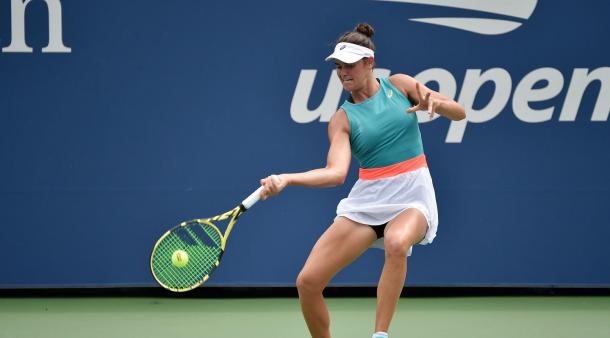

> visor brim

[{"left": 324, "top": 52, "right": 365, "bottom": 64}]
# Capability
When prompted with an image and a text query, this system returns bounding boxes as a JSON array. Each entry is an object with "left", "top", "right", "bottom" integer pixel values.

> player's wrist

[{"left": 279, "top": 174, "right": 291, "bottom": 186}]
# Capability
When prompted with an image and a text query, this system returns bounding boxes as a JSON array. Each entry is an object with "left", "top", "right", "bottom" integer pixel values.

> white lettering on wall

[{"left": 2, "top": 0, "right": 71, "bottom": 53}]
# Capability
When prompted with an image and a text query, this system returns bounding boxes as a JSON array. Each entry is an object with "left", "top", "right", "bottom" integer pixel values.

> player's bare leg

[
  {"left": 375, "top": 208, "right": 428, "bottom": 334},
  {"left": 297, "top": 217, "right": 376, "bottom": 338}
]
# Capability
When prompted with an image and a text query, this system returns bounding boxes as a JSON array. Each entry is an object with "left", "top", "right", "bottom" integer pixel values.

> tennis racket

[{"left": 150, "top": 186, "right": 264, "bottom": 292}]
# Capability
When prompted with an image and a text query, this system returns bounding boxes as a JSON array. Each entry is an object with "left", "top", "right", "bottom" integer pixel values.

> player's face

[{"left": 335, "top": 58, "right": 373, "bottom": 92}]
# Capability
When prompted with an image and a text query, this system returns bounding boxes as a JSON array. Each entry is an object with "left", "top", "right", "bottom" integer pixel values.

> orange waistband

[{"left": 359, "top": 154, "right": 427, "bottom": 180}]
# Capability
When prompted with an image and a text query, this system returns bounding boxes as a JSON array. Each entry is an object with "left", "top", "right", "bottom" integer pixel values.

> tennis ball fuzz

[{"left": 171, "top": 250, "right": 189, "bottom": 268}]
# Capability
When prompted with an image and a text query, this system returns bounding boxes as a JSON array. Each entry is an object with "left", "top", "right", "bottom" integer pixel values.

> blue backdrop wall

[{"left": 1, "top": 0, "right": 609, "bottom": 287}]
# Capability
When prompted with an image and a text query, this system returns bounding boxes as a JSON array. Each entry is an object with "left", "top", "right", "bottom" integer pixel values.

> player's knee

[
  {"left": 384, "top": 237, "right": 410, "bottom": 259},
  {"left": 296, "top": 270, "right": 325, "bottom": 294}
]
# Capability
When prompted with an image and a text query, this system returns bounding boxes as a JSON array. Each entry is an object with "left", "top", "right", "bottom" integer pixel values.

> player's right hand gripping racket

[{"left": 150, "top": 186, "right": 264, "bottom": 292}]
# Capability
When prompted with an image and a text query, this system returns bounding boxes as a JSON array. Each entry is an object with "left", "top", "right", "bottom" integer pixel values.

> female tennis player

[{"left": 260, "top": 23, "right": 465, "bottom": 338}]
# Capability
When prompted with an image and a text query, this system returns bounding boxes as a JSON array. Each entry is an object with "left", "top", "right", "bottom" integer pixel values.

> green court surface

[{"left": 1, "top": 296, "right": 609, "bottom": 338}]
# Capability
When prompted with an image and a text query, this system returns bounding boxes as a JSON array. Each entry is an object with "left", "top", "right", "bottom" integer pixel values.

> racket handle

[{"left": 241, "top": 186, "right": 264, "bottom": 210}]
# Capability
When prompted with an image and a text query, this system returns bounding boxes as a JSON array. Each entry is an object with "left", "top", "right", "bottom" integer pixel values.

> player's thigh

[
  {"left": 383, "top": 208, "right": 428, "bottom": 256},
  {"left": 298, "top": 216, "right": 376, "bottom": 288}
]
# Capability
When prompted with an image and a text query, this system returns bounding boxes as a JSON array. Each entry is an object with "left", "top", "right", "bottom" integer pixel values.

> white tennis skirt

[{"left": 335, "top": 166, "right": 438, "bottom": 251}]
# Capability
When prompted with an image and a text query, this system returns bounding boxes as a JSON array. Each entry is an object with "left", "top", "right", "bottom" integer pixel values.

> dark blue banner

[{"left": 1, "top": 0, "right": 608, "bottom": 287}]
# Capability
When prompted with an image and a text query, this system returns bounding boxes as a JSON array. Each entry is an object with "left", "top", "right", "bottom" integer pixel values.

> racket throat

[{"left": 221, "top": 208, "right": 244, "bottom": 249}]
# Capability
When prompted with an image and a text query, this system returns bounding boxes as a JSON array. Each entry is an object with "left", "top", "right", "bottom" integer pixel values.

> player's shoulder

[
  {"left": 389, "top": 73, "right": 416, "bottom": 89},
  {"left": 388, "top": 73, "right": 416, "bottom": 97},
  {"left": 328, "top": 108, "right": 350, "bottom": 134}
]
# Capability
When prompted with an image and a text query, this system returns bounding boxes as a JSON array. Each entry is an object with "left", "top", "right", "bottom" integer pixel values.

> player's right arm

[{"left": 260, "top": 109, "right": 352, "bottom": 199}]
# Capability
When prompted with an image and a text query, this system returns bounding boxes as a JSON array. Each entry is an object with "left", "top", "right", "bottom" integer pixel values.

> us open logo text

[{"left": 290, "top": 0, "right": 609, "bottom": 143}]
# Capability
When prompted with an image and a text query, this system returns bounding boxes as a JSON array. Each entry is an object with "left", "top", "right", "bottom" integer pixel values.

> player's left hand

[{"left": 407, "top": 82, "right": 441, "bottom": 120}]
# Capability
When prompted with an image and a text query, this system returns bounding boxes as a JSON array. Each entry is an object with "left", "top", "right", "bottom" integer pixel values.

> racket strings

[
  {"left": 152, "top": 222, "right": 223, "bottom": 290},
  {"left": 154, "top": 239, "right": 216, "bottom": 284},
  {"left": 154, "top": 233, "right": 220, "bottom": 289}
]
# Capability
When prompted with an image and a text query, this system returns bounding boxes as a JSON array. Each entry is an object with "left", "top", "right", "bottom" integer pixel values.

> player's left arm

[{"left": 389, "top": 73, "right": 466, "bottom": 121}]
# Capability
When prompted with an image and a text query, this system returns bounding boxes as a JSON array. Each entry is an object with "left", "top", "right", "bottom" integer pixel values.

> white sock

[{"left": 372, "top": 332, "right": 388, "bottom": 338}]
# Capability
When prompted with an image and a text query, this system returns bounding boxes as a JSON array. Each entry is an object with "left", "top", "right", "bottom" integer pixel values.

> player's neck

[{"left": 351, "top": 76, "right": 380, "bottom": 103}]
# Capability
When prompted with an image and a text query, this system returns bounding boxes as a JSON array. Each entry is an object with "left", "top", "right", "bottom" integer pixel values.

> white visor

[{"left": 325, "top": 42, "right": 374, "bottom": 64}]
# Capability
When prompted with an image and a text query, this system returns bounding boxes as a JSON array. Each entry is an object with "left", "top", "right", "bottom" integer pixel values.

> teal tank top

[{"left": 340, "top": 77, "right": 424, "bottom": 169}]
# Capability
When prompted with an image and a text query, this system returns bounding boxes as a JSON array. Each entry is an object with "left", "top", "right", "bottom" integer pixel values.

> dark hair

[{"left": 336, "top": 23, "right": 375, "bottom": 51}]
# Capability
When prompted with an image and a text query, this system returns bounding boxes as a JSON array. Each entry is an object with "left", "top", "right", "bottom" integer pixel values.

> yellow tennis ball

[{"left": 171, "top": 250, "right": 189, "bottom": 268}]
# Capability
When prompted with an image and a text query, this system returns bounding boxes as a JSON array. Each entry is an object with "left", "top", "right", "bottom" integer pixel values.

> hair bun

[{"left": 355, "top": 23, "right": 374, "bottom": 38}]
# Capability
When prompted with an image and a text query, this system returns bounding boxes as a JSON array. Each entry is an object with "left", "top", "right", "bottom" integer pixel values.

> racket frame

[{"left": 150, "top": 187, "right": 263, "bottom": 292}]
